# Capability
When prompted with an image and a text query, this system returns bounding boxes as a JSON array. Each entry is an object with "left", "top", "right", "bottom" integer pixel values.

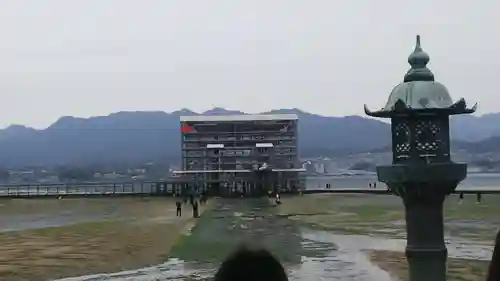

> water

[
  {"left": 303, "top": 231, "right": 493, "bottom": 261},
  {"left": 306, "top": 173, "right": 500, "bottom": 190},
  {"left": 2, "top": 173, "right": 499, "bottom": 197}
]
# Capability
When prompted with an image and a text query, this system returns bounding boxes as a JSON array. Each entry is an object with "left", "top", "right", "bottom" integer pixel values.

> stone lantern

[{"left": 364, "top": 35, "right": 477, "bottom": 281}]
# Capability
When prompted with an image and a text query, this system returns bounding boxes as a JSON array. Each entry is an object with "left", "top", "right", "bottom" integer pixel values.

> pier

[
  {"left": 0, "top": 181, "right": 175, "bottom": 198},
  {"left": 0, "top": 181, "right": 497, "bottom": 198}
]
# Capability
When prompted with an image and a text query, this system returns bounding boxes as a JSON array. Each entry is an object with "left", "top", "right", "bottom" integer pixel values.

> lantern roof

[{"left": 365, "top": 35, "right": 477, "bottom": 118}]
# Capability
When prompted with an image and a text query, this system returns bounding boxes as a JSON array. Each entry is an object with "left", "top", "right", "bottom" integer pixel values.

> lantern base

[
  {"left": 376, "top": 162, "right": 467, "bottom": 281},
  {"left": 377, "top": 162, "right": 466, "bottom": 185}
]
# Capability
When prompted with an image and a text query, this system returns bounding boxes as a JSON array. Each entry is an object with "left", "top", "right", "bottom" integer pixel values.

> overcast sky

[{"left": 0, "top": 0, "right": 497, "bottom": 129}]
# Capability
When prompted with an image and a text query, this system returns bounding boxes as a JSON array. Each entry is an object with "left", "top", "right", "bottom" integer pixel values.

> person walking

[
  {"left": 459, "top": 192, "right": 464, "bottom": 204},
  {"left": 477, "top": 192, "right": 482, "bottom": 204},
  {"left": 192, "top": 199, "right": 199, "bottom": 218},
  {"left": 176, "top": 199, "right": 182, "bottom": 217},
  {"left": 268, "top": 190, "right": 274, "bottom": 204},
  {"left": 275, "top": 193, "right": 281, "bottom": 205}
]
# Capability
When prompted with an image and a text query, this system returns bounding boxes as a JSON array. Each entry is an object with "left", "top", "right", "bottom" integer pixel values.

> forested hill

[{"left": 0, "top": 108, "right": 498, "bottom": 167}]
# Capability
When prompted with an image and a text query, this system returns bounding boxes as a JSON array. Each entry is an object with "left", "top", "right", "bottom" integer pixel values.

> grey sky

[{"left": 0, "top": 0, "right": 496, "bottom": 129}]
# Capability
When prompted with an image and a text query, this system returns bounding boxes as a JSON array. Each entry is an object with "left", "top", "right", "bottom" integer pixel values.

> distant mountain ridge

[{"left": 0, "top": 108, "right": 499, "bottom": 167}]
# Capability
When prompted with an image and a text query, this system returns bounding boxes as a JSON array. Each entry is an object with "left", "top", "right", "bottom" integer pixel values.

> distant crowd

[
  {"left": 175, "top": 191, "right": 208, "bottom": 218},
  {"left": 458, "top": 191, "right": 483, "bottom": 204}
]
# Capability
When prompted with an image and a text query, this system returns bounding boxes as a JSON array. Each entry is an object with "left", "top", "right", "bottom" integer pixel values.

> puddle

[{"left": 302, "top": 230, "right": 494, "bottom": 261}]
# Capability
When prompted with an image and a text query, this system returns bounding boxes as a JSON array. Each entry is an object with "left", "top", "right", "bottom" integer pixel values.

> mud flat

[
  {"left": 0, "top": 197, "right": 214, "bottom": 281},
  {"left": 277, "top": 193, "right": 497, "bottom": 281},
  {"left": 278, "top": 193, "right": 500, "bottom": 242},
  {"left": 368, "top": 250, "right": 489, "bottom": 281},
  {"left": 168, "top": 198, "right": 392, "bottom": 281}
]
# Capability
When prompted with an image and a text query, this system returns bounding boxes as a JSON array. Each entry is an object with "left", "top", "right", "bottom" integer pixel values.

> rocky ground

[{"left": 0, "top": 197, "right": 214, "bottom": 281}]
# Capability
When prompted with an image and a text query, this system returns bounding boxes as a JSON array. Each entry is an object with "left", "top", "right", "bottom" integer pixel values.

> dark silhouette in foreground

[
  {"left": 215, "top": 246, "right": 288, "bottom": 281},
  {"left": 487, "top": 229, "right": 500, "bottom": 281}
]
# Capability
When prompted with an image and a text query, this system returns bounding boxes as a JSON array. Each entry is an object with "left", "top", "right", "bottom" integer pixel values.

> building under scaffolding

[{"left": 173, "top": 114, "right": 305, "bottom": 197}]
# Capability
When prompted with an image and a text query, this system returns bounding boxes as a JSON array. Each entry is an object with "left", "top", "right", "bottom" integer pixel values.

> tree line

[{"left": 0, "top": 161, "right": 173, "bottom": 182}]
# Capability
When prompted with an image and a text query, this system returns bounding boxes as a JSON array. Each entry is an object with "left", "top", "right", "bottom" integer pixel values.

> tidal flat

[
  {"left": 277, "top": 193, "right": 500, "bottom": 242},
  {"left": 0, "top": 193, "right": 495, "bottom": 281},
  {"left": 367, "top": 250, "right": 488, "bottom": 281},
  {"left": 277, "top": 193, "right": 497, "bottom": 281},
  {"left": 0, "top": 197, "right": 213, "bottom": 281}
]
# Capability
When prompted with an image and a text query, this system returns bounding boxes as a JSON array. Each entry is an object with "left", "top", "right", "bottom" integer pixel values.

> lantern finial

[{"left": 404, "top": 35, "right": 434, "bottom": 82}]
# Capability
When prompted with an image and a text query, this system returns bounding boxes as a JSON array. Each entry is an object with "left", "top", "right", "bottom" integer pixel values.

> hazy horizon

[{"left": 0, "top": 0, "right": 496, "bottom": 129}]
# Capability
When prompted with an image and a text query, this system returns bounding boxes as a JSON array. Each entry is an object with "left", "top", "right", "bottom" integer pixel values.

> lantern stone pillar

[{"left": 364, "top": 35, "right": 477, "bottom": 281}]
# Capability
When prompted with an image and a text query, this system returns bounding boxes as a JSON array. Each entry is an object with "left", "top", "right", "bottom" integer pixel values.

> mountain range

[{"left": 0, "top": 107, "right": 499, "bottom": 168}]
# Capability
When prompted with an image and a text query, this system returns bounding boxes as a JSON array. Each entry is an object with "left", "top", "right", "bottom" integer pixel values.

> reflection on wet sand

[{"left": 302, "top": 230, "right": 493, "bottom": 261}]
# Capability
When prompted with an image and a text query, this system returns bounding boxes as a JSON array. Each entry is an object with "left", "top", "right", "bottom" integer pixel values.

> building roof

[{"left": 179, "top": 114, "right": 298, "bottom": 122}]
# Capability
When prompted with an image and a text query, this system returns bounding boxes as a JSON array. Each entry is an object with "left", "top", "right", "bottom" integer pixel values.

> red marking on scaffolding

[{"left": 181, "top": 125, "right": 194, "bottom": 133}]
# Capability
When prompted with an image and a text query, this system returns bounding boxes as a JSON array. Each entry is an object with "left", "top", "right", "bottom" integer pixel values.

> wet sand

[
  {"left": 0, "top": 198, "right": 214, "bottom": 281},
  {"left": 278, "top": 193, "right": 500, "bottom": 242},
  {"left": 167, "top": 198, "right": 384, "bottom": 281},
  {"left": 368, "top": 250, "right": 489, "bottom": 281},
  {"left": 278, "top": 194, "right": 497, "bottom": 281},
  {"left": 33, "top": 195, "right": 496, "bottom": 281},
  {"left": 2, "top": 193, "right": 493, "bottom": 281}
]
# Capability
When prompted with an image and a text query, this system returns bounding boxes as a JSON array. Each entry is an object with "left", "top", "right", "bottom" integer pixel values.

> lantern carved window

[
  {"left": 393, "top": 120, "right": 411, "bottom": 160},
  {"left": 415, "top": 120, "right": 441, "bottom": 154}
]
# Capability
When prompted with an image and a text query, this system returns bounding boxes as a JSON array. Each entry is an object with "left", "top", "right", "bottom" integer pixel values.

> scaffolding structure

[{"left": 174, "top": 114, "right": 305, "bottom": 197}]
